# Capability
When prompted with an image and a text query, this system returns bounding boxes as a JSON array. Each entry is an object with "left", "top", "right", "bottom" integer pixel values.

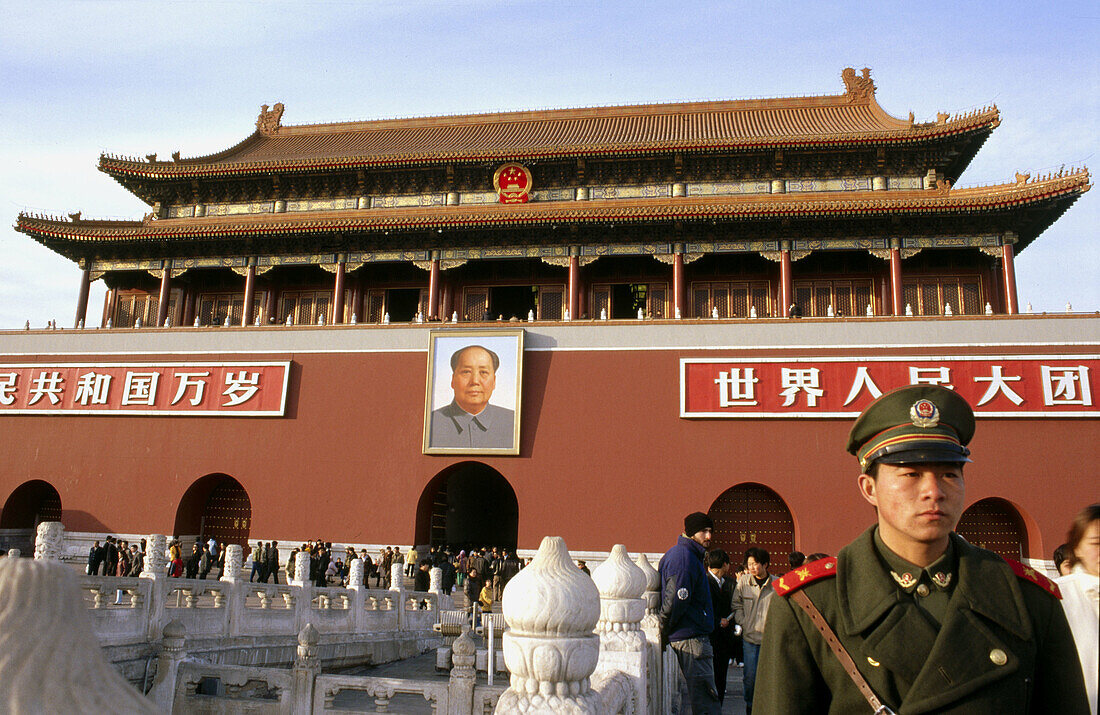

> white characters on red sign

[
  {"left": 715, "top": 368, "right": 759, "bottom": 406},
  {"left": 74, "top": 372, "right": 112, "bottom": 406},
  {"left": 1040, "top": 366, "right": 1092, "bottom": 406},
  {"left": 122, "top": 372, "right": 159, "bottom": 406},
  {"left": 172, "top": 372, "right": 210, "bottom": 406},
  {"left": 973, "top": 365, "right": 1024, "bottom": 406},
  {"left": 223, "top": 371, "right": 261, "bottom": 406},
  {"left": 28, "top": 371, "right": 64, "bottom": 406},
  {"left": 908, "top": 366, "right": 953, "bottom": 388},
  {"left": 0, "top": 372, "right": 17, "bottom": 406},
  {"left": 843, "top": 366, "right": 883, "bottom": 406},
  {"left": 780, "top": 367, "right": 823, "bottom": 407}
]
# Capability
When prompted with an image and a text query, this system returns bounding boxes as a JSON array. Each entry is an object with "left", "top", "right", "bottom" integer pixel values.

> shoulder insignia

[
  {"left": 1003, "top": 558, "right": 1061, "bottom": 599},
  {"left": 774, "top": 557, "right": 838, "bottom": 596}
]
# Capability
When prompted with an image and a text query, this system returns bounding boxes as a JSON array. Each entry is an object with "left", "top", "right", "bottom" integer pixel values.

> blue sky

[{"left": 1, "top": 1, "right": 1096, "bottom": 328}]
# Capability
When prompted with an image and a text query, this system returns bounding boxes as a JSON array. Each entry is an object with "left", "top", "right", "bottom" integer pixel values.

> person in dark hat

[
  {"left": 658, "top": 511, "right": 721, "bottom": 714},
  {"left": 754, "top": 385, "right": 1089, "bottom": 714}
]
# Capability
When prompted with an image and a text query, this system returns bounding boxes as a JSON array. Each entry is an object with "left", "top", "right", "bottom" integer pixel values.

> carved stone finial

[
  {"left": 936, "top": 112, "right": 950, "bottom": 125},
  {"left": 293, "top": 549, "right": 311, "bottom": 585},
  {"left": 348, "top": 558, "right": 364, "bottom": 589},
  {"left": 1015, "top": 171, "right": 1031, "bottom": 185},
  {"left": 496, "top": 536, "right": 601, "bottom": 713},
  {"left": 220, "top": 544, "right": 243, "bottom": 582},
  {"left": 33, "top": 521, "right": 64, "bottom": 561},
  {"left": 145, "top": 153, "right": 157, "bottom": 163},
  {"left": 171, "top": 151, "right": 181, "bottom": 162},
  {"left": 592, "top": 545, "right": 647, "bottom": 601},
  {"left": 296, "top": 623, "right": 320, "bottom": 668},
  {"left": 67, "top": 211, "right": 81, "bottom": 222},
  {"left": 0, "top": 558, "right": 161, "bottom": 712},
  {"left": 841, "top": 67, "right": 875, "bottom": 102},
  {"left": 257, "top": 102, "right": 285, "bottom": 136},
  {"left": 143, "top": 535, "right": 167, "bottom": 577},
  {"left": 429, "top": 566, "right": 443, "bottom": 594}
]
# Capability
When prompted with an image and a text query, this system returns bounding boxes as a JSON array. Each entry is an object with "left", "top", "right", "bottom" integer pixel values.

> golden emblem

[
  {"left": 909, "top": 399, "right": 940, "bottom": 427},
  {"left": 796, "top": 568, "right": 811, "bottom": 581},
  {"left": 493, "top": 163, "right": 532, "bottom": 204},
  {"left": 989, "top": 649, "right": 1008, "bottom": 666},
  {"left": 931, "top": 572, "right": 952, "bottom": 588},
  {"left": 891, "top": 571, "right": 917, "bottom": 589}
]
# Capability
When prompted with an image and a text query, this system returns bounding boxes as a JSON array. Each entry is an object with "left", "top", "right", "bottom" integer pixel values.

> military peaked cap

[{"left": 847, "top": 385, "right": 975, "bottom": 470}]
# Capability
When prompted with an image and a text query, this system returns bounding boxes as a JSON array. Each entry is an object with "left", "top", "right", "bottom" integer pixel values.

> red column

[
  {"left": 242, "top": 264, "right": 256, "bottom": 326},
  {"left": 889, "top": 248, "right": 904, "bottom": 316},
  {"left": 1001, "top": 243, "right": 1018, "bottom": 315},
  {"left": 568, "top": 255, "right": 580, "bottom": 319},
  {"left": 779, "top": 249, "right": 792, "bottom": 316},
  {"left": 332, "top": 262, "right": 346, "bottom": 324},
  {"left": 441, "top": 280, "right": 454, "bottom": 321},
  {"left": 349, "top": 279, "right": 362, "bottom": 323},
  {"left": 156, "top": 263, "right": 172, "bottom": 326},
  {"left": 264, "top": 286, "right": 278, "bottom": 325},
  {"left": 74, "top": 266, "right": 91, "bottom": 328},
  {"left": 428, "top": 257, "right": 440, "bottom": 319},
  {"left": 673, "top": 252, "right": 685, "bottom": 318}
]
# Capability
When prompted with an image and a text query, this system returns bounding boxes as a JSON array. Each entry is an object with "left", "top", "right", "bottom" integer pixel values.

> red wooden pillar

[
  {"left": 74, "top": 264, "right": 91, "bottom": 328},
  {"left": 156, "top": 262, "right": 172, "bottom": 326},
  {"left": 349, "top": 278, "right": 362, "bottom": 323},
  {"left": 441, "top": 280, "right": 454, "bottom": 321},
  {"left": 181, "top": 287, "right": 195, "bottom": 326},
  {"left": 241, "top": 264, "right": 257, "bottom": 326},
  {"left": 779, "top": 248, "right": 792, "bottom": 316},
  {"left": 889, "top": 247, "right": 904, "bottom": 316},
  {"left": 332, "top": 261, "right": 346, "bottom": 324},
  {"left": 264, "top": 286, "right": 278, "bottom": 325},
  {"left": 428, "top": 256, "right": 440, "bottom": 319},
  {"left": 1001, "top": 243, "right": 1019, "bottom": 315},
  {"left": 568, "top": 254, "right": 580, "bottom": 319},
  {"left": 673, "top": 252, "right": 685, "bottom": 318}
]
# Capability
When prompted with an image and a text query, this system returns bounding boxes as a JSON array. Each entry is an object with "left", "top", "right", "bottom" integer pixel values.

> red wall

[{"left": 1, "top": 345, "right": 1095, "bottom": 559}]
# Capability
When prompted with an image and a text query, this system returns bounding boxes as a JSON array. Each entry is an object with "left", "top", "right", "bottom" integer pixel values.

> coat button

[
  {"left": 916, "top": 583, "right": 930, "bottom": 597},
  {"left": 989, "top": 649, "right": 1007, "bottom": 666}
]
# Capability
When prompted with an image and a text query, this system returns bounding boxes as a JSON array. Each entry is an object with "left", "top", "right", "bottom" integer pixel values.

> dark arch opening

[
  {"left": 708, "top": 482, "right": 795, "bottom": 573},
  {"left": 0, "top": 479, "right": 63, "bottom": 529},
  {"left": 415, "top": 462, "right": 518, "bottom": 551},
  {"left": 173, "top": 474, "right": 251, "bottom": 548},
  {"left": 957, "top": 497, "right": 1028, "bottom": 561}
]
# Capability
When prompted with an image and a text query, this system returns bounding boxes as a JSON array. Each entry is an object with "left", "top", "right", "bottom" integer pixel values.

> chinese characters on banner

[
  {"left": 680, "top": 356, "right": 1098, "bottom": 417},
  {"left": 0, "top": 362, "right": 291, "bottom": 416}
]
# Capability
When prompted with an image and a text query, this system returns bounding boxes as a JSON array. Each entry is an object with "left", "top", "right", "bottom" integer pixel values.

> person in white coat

[{"left": 1056, "top": 503, "right": 1099, "bottom": 715}]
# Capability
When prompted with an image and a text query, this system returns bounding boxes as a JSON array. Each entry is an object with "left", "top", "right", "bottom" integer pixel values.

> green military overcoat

[{"left": 754, "top": 528, "right": 1090, "bottom": 714}]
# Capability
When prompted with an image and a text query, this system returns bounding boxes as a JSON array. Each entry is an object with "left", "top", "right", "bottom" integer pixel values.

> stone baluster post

[
  {"left": 148, "top": 619, "right": 186, "bottom": 712},
  {"left": 33, "top": 521, "right": 64, "bottom": 561},
  {"left": 447, "top": 627, "right": 477, "bottom": 715},
  {"left": 141, "top": 535, "right": 168, "bottom": 642},
  {"left": 293, "top": 623, "right": 320, "bottom": 713},
  {"left": 219, "top": 544, "right": 244, "bottom": 636},
  {"left": 635, "top": 553, "right": 663, "bottom": 715},
  {"left": 495, "top": 536, "right": 601, "bottom": 713},
  {"left": 429, "top": 565, "right": 448, "bottom": 609},
  {"left": 591, "top": 545, "right": 649, "bottom": 714},
  {"left": 347, "top": 558, "right": 366, "bottom": 631},
  {"left": 291, "top": 549, "right": 313, "bottom": 633},
  {"left": 390, "top": 561, "right": 407, "bottom": 630}
]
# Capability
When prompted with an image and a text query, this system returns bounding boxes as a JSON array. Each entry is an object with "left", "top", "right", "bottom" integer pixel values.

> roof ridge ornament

[
  {"left": 842, "top": 67, "right": 875, "bottom": 103},
  {"left": 257, "top": 103, "right": 285, "bottom": 136}
]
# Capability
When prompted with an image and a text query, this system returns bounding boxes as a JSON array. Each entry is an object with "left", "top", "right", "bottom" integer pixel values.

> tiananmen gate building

[{"left": 2, "top": 68, "right": 1096, "bottom": 573}]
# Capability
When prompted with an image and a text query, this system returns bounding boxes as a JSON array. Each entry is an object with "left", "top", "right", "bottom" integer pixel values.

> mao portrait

[{"left": 423, "top": 330, "right": 523, "bottom": 455}]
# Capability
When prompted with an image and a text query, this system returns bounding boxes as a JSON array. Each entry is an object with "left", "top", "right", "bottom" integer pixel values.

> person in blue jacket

[{"left": 659, "top": 511, "right": 721, "bottom": 714}]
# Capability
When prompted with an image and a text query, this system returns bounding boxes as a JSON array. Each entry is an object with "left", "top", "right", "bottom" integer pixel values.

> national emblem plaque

[{"left": 493, "top": 163, "right": 532, "bottom": 204}]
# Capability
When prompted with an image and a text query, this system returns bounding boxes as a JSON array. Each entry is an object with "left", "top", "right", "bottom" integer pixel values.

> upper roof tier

[{"left": 99, "top": 68, "right": 999, "bottom": 182}]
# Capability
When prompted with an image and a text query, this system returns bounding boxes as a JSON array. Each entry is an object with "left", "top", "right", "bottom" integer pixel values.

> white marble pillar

[
  {"left": 592, "top": 545, "right": 649, "bottom": 713},
  {"left": 33, "top": 521, "right": 64, "bottom": 561}
]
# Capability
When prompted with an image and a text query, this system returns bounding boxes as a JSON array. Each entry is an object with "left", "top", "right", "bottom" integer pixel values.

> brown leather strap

[{"left": 791, "top": 589, "right": 895, "bottom": 715}]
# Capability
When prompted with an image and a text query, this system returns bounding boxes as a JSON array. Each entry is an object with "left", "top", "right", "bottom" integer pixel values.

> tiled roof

[
  {"left": 98, "top": 69, "right": 999, "bottom": 180},
  {"left": 18, "top": 170, "right": 1088, "bottom": 245}
]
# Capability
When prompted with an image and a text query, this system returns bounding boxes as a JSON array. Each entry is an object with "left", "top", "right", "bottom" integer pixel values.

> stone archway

[
  {"left": 0, "top": 479, "right": 63, "bottom": 529},
  {"left": 957, "top": 497, "right": 1028, "bottom": 561},
  {"left": 415, "top": 462, "right": 518, "bottom": 550},
  {"left": 708, "top": 482, "right": 795, "bottom": 572},
  {"left": 173, "top": 474, "right": 251, "bottom": 548}
]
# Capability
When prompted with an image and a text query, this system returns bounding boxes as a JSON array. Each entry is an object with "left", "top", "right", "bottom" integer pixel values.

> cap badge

[{"left": 910, "top": 399, "right": 940, "bottom": 428}]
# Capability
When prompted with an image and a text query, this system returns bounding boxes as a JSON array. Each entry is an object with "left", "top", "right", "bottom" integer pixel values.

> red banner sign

[
  {"left": 0, "top": 362, "right": 291, "bottom": 416},
  {"left": 680, "top": 356, "right": 1098, "bottom": 418}
]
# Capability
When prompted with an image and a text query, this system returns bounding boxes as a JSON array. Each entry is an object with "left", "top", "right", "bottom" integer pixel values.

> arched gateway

[
  {"left": 173, "top": 474, "right": 252, "bottom": 548},
  {"left": 708, "top": 483, "right": 795, "bottom": 572},
  {"left": 1, "top": 479, "right": 63, "bottom": 529},
  {"left": 957, "top": 497, "right": 1029, "bottom": 561},
  {"left": 416, "top": 462, "right": 518, "bottom": 550}
]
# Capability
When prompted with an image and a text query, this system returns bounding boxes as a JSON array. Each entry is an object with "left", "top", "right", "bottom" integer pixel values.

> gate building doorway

[
  {"left": 173, "top": 474, "right": 251, "bottom": 548},
  {"left": 957, "top": 497, "right": 1029, "bottom": 561},
  {"left": 416, "top": 462, "right": 518, "bottom": 550},
  {"left": 708, "top": 482, "right": 795, "bottom": 573}
]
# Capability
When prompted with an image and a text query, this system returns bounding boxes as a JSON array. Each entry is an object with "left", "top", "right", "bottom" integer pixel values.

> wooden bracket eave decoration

[
  {"left": 540, "top": 257, "right": 571, "bottom": 268},
  {"left": 979, "top": 246, "right": 1002, "bottom": 258},
  {"left": 440, "top": 259, "right": 467, "bottom": 271}
]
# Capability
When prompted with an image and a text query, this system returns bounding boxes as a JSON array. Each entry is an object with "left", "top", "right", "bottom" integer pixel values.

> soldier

[{"left": 755, "top": 385, "right": 1089, "bottom": 714}]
